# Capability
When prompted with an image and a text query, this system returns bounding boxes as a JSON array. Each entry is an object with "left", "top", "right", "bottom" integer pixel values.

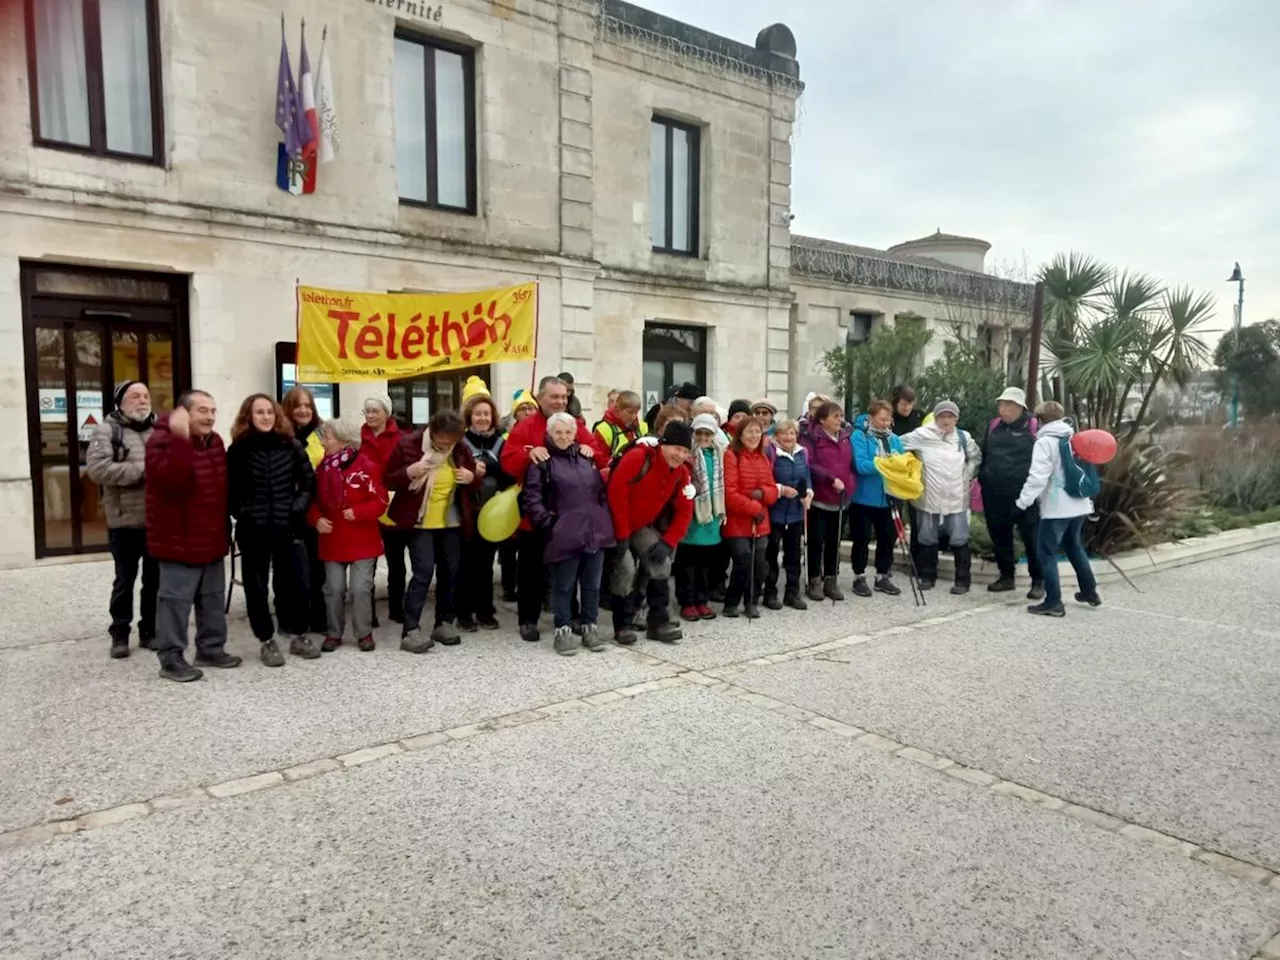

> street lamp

[{"left": 1226, "top": 263, "right": 1244, "bottom": 427}]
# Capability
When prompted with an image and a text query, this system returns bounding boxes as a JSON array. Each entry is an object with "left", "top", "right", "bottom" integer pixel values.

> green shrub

[{"left": 1194, "top": 427, "right": 1280, "bottom": 512}]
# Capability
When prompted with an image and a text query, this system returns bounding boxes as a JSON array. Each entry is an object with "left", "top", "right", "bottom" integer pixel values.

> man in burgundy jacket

[
  {"left": 146, "top": 390, "right": 240, "bottom": 683},
  {"left": 500, "top": 375, "right": 608, "bottom": 643}
]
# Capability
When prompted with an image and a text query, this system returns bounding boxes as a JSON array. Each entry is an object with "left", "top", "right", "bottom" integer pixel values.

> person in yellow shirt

[{"left": 382, "top": 410, "right": 482, "bottom": 653}]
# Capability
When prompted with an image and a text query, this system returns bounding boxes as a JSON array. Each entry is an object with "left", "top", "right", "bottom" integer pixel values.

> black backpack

[
  {"left": 109, "top": 420, "right": 128, "bottom": 463},
  {"left": 607, "top": 441, "right": 656, "bottom": 485}
]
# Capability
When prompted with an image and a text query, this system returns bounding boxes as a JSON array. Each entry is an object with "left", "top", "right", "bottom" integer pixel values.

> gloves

[
  {"left": 749, "top": 490, "right": 764, "bottom": 501},
  {"left": 647, "top": 540, "right": 673, "bottom": 564}
]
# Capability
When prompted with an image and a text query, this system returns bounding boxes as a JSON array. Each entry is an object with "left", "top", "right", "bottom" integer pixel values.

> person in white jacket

[
  {"left": 1015, "top": 401, "right": 1101, "bottom": 617},
  {"left": 901, "top": 400, "right": 982, "bottom": 594}
]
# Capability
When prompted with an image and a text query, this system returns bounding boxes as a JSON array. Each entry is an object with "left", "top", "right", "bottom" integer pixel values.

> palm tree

[
  {"left": 1128, "top": 288, "right": 1214, "bottom": 438},
  {"left": 1039, "top": 252, "right": 1113, "bottom": 415}
]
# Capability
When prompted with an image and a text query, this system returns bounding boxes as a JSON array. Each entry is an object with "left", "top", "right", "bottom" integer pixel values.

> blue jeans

[
  {"left": 1036, "top": 515, "right": 1097, "bottom": 606},
  {"left": 404, "top": 528, "right": 461, "bottom": 633},
  {"left": 550, "top": 551, "right": 605, "bottom": 629}
]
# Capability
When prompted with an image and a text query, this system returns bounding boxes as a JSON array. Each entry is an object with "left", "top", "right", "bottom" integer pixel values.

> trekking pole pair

[{"left": 891, "top": 502, "right": 925, "bottom": 607}]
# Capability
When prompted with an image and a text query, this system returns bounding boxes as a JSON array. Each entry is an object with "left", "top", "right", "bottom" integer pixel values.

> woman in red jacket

[
  {"left": 307, "top": 415, "right": 389, "bottom": 653},
  {"left": 722, "top": 417, "right": 778, "bottom": 619}
]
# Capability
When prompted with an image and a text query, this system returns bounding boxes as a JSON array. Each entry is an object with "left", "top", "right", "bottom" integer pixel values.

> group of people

[{"left": 87, "top": 370, "right": 1101, "bottom": 683}]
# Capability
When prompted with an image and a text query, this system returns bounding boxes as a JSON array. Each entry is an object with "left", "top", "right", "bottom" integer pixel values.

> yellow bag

[
  {"left": 478, "top": 486, "right": 522, "bottom": 543},
  {"left": 874, "top": 453, "right": 924, "bottom": 501}
]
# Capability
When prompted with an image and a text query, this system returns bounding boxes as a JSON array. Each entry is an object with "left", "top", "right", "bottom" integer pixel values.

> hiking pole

[
  {"left": 832, "top": 493, "right": 847, "bottom": 606},
  {"left": 892, "top": 503, "right": 925, "bottom": 607},
  {"left": 748, "top": 518, "right": 759, "bottom": 619}
]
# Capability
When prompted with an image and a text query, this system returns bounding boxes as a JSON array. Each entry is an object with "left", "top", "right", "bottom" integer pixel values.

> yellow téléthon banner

[{"left": 296, "top": 282, "right": 538, "bottom": 382}]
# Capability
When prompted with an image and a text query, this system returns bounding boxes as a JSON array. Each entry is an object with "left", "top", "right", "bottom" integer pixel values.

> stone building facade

[{"left": 0, "top": 0, "right": 801, "bottom": 566}]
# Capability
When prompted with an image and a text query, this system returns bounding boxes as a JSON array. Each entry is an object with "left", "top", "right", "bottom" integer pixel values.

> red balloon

[{"left": 1071, "top": 429, "right": 1117, "bottom": 465}]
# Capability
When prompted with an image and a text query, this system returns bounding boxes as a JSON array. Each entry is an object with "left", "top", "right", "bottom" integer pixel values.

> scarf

[
  {"left": 690, "top": 439, "right": 727, "bottom": 525},
  {"left": 318, "top": 447, "right": 357, "bottom": 512},
  {"left": 869, "top": 422, "right": 892, "bottom": 456},
  {"left": 407, "top": 430, "right": 454, "bottom": 525}
]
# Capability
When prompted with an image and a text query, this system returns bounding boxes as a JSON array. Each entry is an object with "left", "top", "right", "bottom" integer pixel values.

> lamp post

[{"left": 1226, "top": 263, "right": 1244, "bottom": 427}]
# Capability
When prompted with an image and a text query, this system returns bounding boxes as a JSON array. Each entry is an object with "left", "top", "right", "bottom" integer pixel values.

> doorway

[
  {"left": 21, "top": 263, "right": 189, "bottom": 558},
  {"left": 642, "top": 323, "right": 707, "bottom": 411},
  {"left": 388, "top": 365, "right": 492, "bottom": 429}
]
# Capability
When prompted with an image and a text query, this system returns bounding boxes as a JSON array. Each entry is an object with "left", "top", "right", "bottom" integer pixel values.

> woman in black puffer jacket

[{"left": 227, "top": 394, "right": 317, "bottom": 666}]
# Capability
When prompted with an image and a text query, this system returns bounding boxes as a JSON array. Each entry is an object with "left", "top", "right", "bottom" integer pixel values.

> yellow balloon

[{"left": 478, "top": 486, "right": 522, "bottom": 543}]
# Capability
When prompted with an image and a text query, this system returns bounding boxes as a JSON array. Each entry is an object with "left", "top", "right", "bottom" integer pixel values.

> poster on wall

[
  {"left": 280, "top": 363, "right": 338, "bottom": 421},
  {"left": 295, "top": 282, "right": 538, "bottom": 382}
]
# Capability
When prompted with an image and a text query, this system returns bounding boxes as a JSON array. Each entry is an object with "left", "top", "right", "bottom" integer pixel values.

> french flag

[{"left": 277, "top": 22, "right": 318, "bottom": 195}]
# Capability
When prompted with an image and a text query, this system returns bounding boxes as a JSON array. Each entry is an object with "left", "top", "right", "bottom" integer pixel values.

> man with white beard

[{"left": 87, "top": 380, "right": 159, "bottom": 659}]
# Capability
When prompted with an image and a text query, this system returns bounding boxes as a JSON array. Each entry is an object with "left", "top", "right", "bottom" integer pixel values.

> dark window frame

[
  {"left": 642, "top": 323, "right": 707, "bottom": 397},
  {"left": 23, "top": 0, "right": 165, "bottom": 165},
  {"left": 651, "top": 116, "right": 701, "bottom": 257},
  {"left": 394, "top": 30, "right": 478, "bottom": 215}
]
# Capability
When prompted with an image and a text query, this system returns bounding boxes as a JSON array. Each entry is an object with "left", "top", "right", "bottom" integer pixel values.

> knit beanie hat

[
  {"left": 461, "top": 376, "right": 491, "bottom": 408},
  {"left": 113, "top": 380, "right": 142, "bottom": 410},
  {"left": 510, "top": 389, "right": 537, "bottom": 416},
  {"left": 933, "top": 400, "right": 960, "bottom": 418},
  {"left": 660, "top": 420, "right": 694, "bottom": 449},
  {"left": 691, "top": 413, "right": 721, "bottom": 435},
  {"left": 363, "top": 392, "right": 393, "bottom": 416},
  {"left": 727, "top": 399, "right": 753, "bottom": 420}
]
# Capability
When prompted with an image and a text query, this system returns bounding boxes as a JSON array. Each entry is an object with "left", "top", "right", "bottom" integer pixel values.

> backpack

[
  {"left": 986, "top": 416, "right": 1038, "bottom": 439},
  {"left": 109, "top": 421, "right": 128, "bottom": 463},
  {"left": 607, "top": 441, "right": 656, "bottom": 485},
  {"left": 1058, "top": 436, "right": 1101, "bottom": 499}
]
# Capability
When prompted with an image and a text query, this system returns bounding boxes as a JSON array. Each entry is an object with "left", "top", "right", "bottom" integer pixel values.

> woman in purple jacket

[
  {"left": 801, "top": 401, "right": 857, "bottom": 602},
  {"left": 521, "top": 412, "right": 616, "bottom": 656}
]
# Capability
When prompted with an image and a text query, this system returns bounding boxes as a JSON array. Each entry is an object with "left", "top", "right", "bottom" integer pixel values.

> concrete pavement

[{"left": 3, "top": 547, "right": 1279, "bottom": 958}]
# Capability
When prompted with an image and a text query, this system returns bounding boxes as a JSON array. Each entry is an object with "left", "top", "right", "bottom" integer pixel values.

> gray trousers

[
  {"left": 155, "top": 559, "right": 227, "bottom": 664},
  {"left": 324, "top": 559, "right": 376, "bottom": 640},
  {"left": 916, "top": 511, "right": 970, "bottom": 547},
  {"left": 609, "top": 527, "right": 673, "bottom": 596}
]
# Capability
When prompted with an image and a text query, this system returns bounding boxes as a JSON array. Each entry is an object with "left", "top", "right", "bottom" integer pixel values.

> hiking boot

[
  {"left": 950, "top": 582, "right": 970, "bottom": 595},
  {"left": 988, "top": 577, "right": 1016, "bottom": 593},
  {"left": 519, "top": 623, "right": 541, "bottom": 643},
  {"left": 1075, "top": 591, "right": 1103, "bottom": 607},
  {"left": 680, "top": 605, "right": 701, "bottom": 623},
  {"left": 259, "top": 639, "right": 286, "bottom": 668},
  {"left": 320, "top": 636, "right": 343, "bottom": 653},
  {"left": 290, "top": 635, "right": 322, "bottom": 660},
  {"left": 159, "top": 658, "right": 203, "bottom": 683},
  {"left": 764, "top": 595, "right": 784, "bottom": 611},
  {"left": 432, "top": 622, "right": 462, "bottom": 646},
  {"left": 744, "top": 604, "right": 761, "bottom": 620},
  {"left": 477, "top": 615, "right": 500, "bottom": 630},
  {"left": 952, "top": 545, "right": 972, "bottom": 596},
  {"left": 851, "top": 576, "right": 873, "bottom": 598},
  {"left": 919, "top": 579, "right": 936, "bottom": 591},
  {"left": 110, "top": 638, "right": 130, "bottom": 659},
  {"left": 784, "top": 592, "right": 808, "bottom": 611},
  {"left": 614, "top": 629, "right": 638, "bottom": 646},
  {"left": 1028, "top": 602, "right": 1066, "bottom": 617},
  {"left": 822, "top": 576, "right": 844, "bottom": 602},
  {"left": 194, "top": 651, "right": 242, "bottom": 669},
  {"left": 357, "top": 634, "right": 376, "bottom": 652},
  {"left": 138, "top": 635, "right": 156, "bottom": 651},
  {"left": 400, "top": 629, "right": 433, "bottom": 654},
  {"left": 458, "top": 616, "right": 478, "bottom": 633},
  {"left": 582, "top": 624, "right": 607, "bottom": 652},
  {"left": 806, "top": 577, "right": 825, "bottom": 602},
  {"left": 697, "top": 605, "right": 717, "bottom": 620},
  {"left": 873, "top": 575, "right": 900, "bottom": 596},
  {"left": 553, "top": 625, "right": 577, "bottom": 656},
  {"left": 1027, "top": 581, "right": 1046, "bottom": 601},
  {"left": 722, "top": 604, "right": 741, "bottom": 618},
  {"left": 646, "top": 621, "right": 682, "bottom": 643}
]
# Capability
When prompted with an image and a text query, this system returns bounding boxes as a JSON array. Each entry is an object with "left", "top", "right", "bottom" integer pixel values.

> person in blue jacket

[
  {"left": 764, "top": 417, "right": 813, "bottom": 610},
  {"left": 850, "top": 400, "right": 905, "bottom": 597}
]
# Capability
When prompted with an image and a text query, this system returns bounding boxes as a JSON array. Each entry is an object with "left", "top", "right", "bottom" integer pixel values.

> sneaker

[
  {"left": 646, "top": 622, "right": 682, "bottom": 643},
  {"left": 1028, "top": 602, "right": 1066, "bottom": 617},
  {"left": 764, "top": 595, "right": 784, "bottom": 611},
  {"left": 259, "top": 639, "right": 286, "bottom": 668},
  {"left": 875, "top": 576, "right": 901, "bottom": 597},
  {"left": 722, "top": 604, "right": 741, "bottom": 619},
  {"left": 519, "top": 623, "right": 541, "bottom": 643},
  {"left": 614, "top": 629, "right": 638, "bottom": 646},
  {"left": 988, "top": 577, "right": 1016, "bottom": 593},
  {"left": 582, "top": 624, "right": 607, "bottom": 652},
  {"left": 431, "top": 622, "right": 462, "bottom": 646},
  {"left": 320, "top": 636, "right": 343, "bottom": 653},
  {"left": 1027, "top": 581, "right": 1046, "bottom": 601},
  {"left": 193, "top": 651, "right": 242, "bottom": 669},
  {"left": 1074, "top": 591, "right": 1102, "bottom": 607},
  {"left": 851, "top": 576, "right": 872, "bottom": 598},
  {"left": 553, "top": 626, "right": 577, "bottom": 656},
  {"left": 680, "top": 606, "right": 701, "bottom": 623},
  {"left": 783, "top": 593, "right": 808, "bottom": 611},
  {"left": 357, "top": 635, "right": 377, "bottom": 652},
  {"left": 697, "top": 605, "right": 718, "bottom": 620},
  {"left": 458, "top": 617, "right": 478, "bottom": 633},
  {"left": 805, "top": 578, "right": 825, "bottom": 602},
  {"left": 158, "top": 658, "right": 203, "bottom": 683},
  {"left": 400, "top": 629, "right": 432, "bottom": 654},
  {"left": 477, "top": 615, "right": 500, "bottom": 631},
  {"left": 950, "top": 583, "right": 970, "bottom": 596},
  {"left": 109, "top": 638, "right": 130, "bottom": 660},
  {"left": 744, "top": 604, "right": 761, "bottom": 620},
  {"left": 290, "top": 635, "right": 322, "bottom": 660}
]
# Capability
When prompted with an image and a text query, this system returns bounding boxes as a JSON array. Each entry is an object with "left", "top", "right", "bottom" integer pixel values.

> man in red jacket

[
  {"left": 501, "top": 376, "right": 608, "bottom": 642},
  {"left": 607, "top": 420, "right": 695, "bottom": 644},
  {"left": 145, "top": 390, "right": 240, "bottom": 683}
]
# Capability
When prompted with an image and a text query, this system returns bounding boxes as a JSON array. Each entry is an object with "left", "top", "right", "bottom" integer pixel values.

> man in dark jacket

[
  {"left": 146, "top": 390, "right": 240, "bottom": 683},
  {"left": 86, "top": 380, "right": 157, "bottom": 660},
  {"left": 978, "top": 387, "right": 1045, "bottom": 599}
]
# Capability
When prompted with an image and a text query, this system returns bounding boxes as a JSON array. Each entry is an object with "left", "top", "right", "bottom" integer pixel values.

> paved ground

[{"left": 2, "top": 548, "right": 1279, "bottom": 959}]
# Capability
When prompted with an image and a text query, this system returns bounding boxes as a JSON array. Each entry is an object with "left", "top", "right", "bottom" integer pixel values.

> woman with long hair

[
  {"left": 281, "top": 386, "right": 328, "bottom": 634},
  {"left": 227, "top": 393, "right": 318, "bottom": 665},
  {"left": 722, "top": 417, "right": 778, "bottom": 619}
]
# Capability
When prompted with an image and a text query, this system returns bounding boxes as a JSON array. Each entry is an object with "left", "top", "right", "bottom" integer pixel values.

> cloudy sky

[{"left": 640, "top": 0, "right": 1279, "bottom": 339}]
